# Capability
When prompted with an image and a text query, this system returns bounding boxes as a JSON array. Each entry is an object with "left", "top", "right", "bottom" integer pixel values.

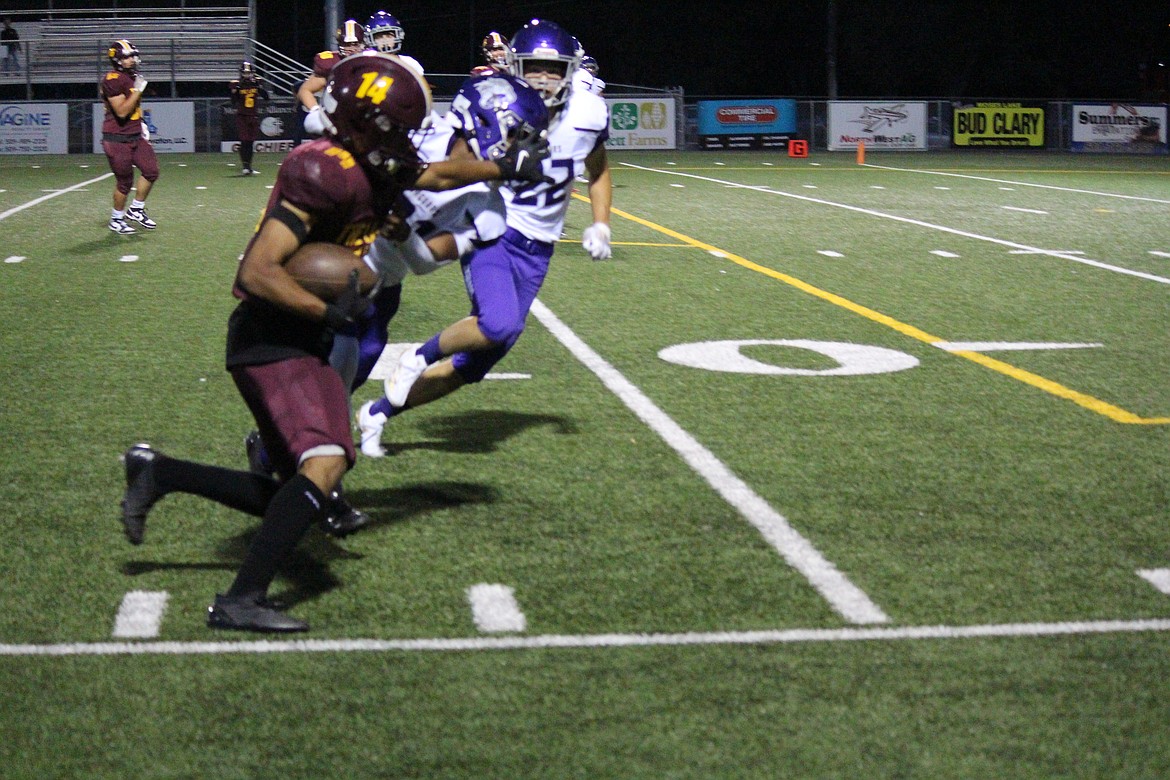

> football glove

[
  {"left": 582, "top": 223, "right": 612, "bottom": 261},
  {"left": 323, "top": 270, "right": 370, "bottom": 330},
  {"left": 133, "top": 75, "right": 148, "bottom": 93},
  {"left": 496, "top": 126, "right": 552, "bottom": 184},
  {"left": 140, "top": 123, "right": 150, "bottom": 141},
  {"left": 303, "top": 105, "right": 326, "bottom": 135}
]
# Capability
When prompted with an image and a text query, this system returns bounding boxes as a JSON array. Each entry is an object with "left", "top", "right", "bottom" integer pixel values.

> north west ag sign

[{"left": 953, "top": 102, "right": 1045, "bottom": 147}]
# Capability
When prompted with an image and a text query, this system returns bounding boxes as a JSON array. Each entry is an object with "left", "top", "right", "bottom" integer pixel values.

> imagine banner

[
  {"left": 0, "top": 103, "right": 68, "bottom": 154},
  {"left": 92, "top": 101, "right": 194, "bottom": 153}
]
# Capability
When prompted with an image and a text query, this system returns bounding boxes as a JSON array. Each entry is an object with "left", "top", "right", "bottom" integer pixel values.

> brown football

[{"left": 284, "top": 242, "right": 378, "bottom": 301}]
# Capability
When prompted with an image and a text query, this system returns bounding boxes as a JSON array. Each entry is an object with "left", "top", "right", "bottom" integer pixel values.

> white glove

[
  {"left": 582, "top": 222, "right": 612, "bottom": 261},
  {"left": 304, "top": 105, "right": 326, "bottom": 135},
  {"left": 140, "top": 123, "right": 150, "bottom": 141},
  {"left": 133, "top": 75, "right": 148, "bottom": 93}
]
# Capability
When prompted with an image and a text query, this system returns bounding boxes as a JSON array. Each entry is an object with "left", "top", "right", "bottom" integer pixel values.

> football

[{"left": 284, "top": 242, "right": 378, "bottom": 301}]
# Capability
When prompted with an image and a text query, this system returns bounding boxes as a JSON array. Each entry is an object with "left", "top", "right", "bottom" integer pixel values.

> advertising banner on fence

[
  {"left": 605, "top": 97, "right": 676, "bottom": 150},
  {"left": 696, "top": 99, "right": 798, "bottom": 149},
  {"left": 221, "top": 101, "right": 301, "bottom": 153},
  {"left": 1071, "top": 103, "right": 1167, "bottom": 153},
  {"left": 828, "top": 102, "right": 927, "bottom": 151},
  {"left": 953, "top": 102, "right": 1045, "bottom": 147},
  {"left": 0, "top": 103, "right": 68, "bottom": 154},
  {"left": 92, "top": 101, "right": 194, "bottom": 153}
]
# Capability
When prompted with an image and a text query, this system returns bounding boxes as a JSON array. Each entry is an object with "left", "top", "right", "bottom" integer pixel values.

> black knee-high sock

[
  {"left": 153, "top": 454, "right": 278, "bottom": 517},
  {"left": 226, "top": 474, "right": 328, "bottom": 599},
  {"left": 241, "top": 140, "right": 254, "bottom": 168}
]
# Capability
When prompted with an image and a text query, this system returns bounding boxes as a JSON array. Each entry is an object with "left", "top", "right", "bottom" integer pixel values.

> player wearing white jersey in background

[
  {"left": 573, "top": 54, "right": 605, "bottom": 95},
  {"left": 358, "top": 19, "right": 612, "bottom": 456}
]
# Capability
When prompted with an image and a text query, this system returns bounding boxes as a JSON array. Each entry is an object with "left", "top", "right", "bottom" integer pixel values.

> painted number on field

[{"left": 658, "top": 339, "right": 1102, "bottom": 376}]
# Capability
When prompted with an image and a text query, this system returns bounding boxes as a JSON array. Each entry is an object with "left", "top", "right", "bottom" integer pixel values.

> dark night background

[{"left": 257, "top": 0, "right": 1170, "bottom": 100}]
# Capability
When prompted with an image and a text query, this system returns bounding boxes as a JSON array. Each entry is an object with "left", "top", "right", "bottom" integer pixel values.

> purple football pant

[{"left": 452, "top": 228, "right": 553, "bottom": 383}]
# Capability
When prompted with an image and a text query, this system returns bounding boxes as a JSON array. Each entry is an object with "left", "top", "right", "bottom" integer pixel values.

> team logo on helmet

[{"left": 108, "top": 39, "right": 140, "bottom": 72}]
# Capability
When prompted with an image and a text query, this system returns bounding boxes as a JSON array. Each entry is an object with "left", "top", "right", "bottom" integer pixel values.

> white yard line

[
  {"left": 529, "top": 298, "right": 890, "bottom": 625},
  {"left": 5, "top": 618, "right": 1170, "bottom": 657},
  {"left": 621, "top": 163, "right": 1170, "bottom": 286},
  {"left": 0, "top": 172, "right": 114, "bottom": 222},
  {"left": 862, "top": 164, "right": 1170, "bottom": 204}
]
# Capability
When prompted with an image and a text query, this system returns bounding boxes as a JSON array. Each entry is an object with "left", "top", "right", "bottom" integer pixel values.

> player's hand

[
  {"left": 496, "top": 126, "right": 552, "bottom": 184},
  {"left": 323, "top": 270, "right": 369, "bottom": 329},
  {"left": 582, "top": 223, "right": 612, "bottom": 260},
  {"left": 141, "top": 123, "right": 150, "bottom": 142},
  {"left": 379, "top": 211, "right": 411, "bottom": 243},
  {"left": 304, "top": 105, "right": 326, "bottom": 135},
  {"left": 133, "top": 75, "right": 148, "bottom": 93}
]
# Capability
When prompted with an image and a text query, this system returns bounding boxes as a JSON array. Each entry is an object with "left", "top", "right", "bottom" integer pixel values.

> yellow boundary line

[{"left": 573, "top": 193, "right": 1170, "bottom": 425}]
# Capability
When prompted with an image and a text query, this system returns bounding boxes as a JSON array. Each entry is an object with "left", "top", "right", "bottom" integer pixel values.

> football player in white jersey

[
  {"left": 573, "top": 54, "right": 605, "bottom": 95},
  {"left": 358, "top": 19, "right": 612, "bottom": 456}
]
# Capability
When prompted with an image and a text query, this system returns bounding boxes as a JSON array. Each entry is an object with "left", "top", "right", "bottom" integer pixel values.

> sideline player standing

[
  {"left": 100, "top": 39, "right": 159, "bottom": 235},
  {"left": 119, "top": 52, "right": 551, "bottom": 633},
  {"left": 229, "top": 60, "right": 269, "bottom": 175},
  {"left": 357, "top": 19, "right": 613, "bottom": 454}
]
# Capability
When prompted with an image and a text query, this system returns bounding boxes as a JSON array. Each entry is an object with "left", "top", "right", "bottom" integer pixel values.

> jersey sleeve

[
  {"left": 312, "top": 51, "right": 338, "bottom": 78},
  {"left": 101, "top": 71, "right": 132, "bottom": 100}
]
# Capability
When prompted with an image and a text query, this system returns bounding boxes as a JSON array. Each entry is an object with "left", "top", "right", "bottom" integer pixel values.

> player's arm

[
  {"left": 585, "top": 144, "right": 612, "bottom": 226},
  {"left": 581, "top": 143, "right": 614, "bottom": 260},
  {"left": 297, "top": 74, "right": 327, "bottom": 110},
  {"left": 105, "top": 87, "right": 143, "bottom": 119},
  {"left": 415, "top": 133, "right": 551, "bottom": 190},
  {"left": 238, "top": 200, "right": 334, "bottom": 322}
]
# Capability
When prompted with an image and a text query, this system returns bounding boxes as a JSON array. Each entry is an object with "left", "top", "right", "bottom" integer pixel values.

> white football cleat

[
  {"left": 357, "top": 401, "right": 387, "bottom": 458},
  {"left": 385, "top": 349, "right": 427, "bottom": 408}
]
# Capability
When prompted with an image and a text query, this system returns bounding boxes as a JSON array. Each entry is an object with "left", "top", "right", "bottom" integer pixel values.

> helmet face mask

[
  {"left": 108, "top": 39, "right": 140, "bottom": 73},
  {"left": 450, "top": 73, "right": 549, "bottom": 163},
  {"left": 481, "top": 32, "right": 510, "bottom": 69},
  {"left": 365, "top": 11, "right": 404, "bottom": 53},
  {"left": 508, "top": 20, "right": 580, "bottom": 108},
  {"left": 336, "top": 20, "right": 364, "bottom": 56},
  {"left": 321, "top": 52, "right": 431, "bottom": 180}
]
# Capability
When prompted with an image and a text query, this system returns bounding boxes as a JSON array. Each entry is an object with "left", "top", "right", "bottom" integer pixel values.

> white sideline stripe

[
  {"left": 5, "top": 619, "right": 1170, "bottom": 657},
  {"left": 863, "top": 163, "right": 1170, "bottom": 205},
  {"left": 1001, "top": 206, "right": 1048, "bottom": 214},
  {"left": 1137, "top": 569, "right": 1170, "bottom": 595},
  {"left": 620, "top": 163, "right": 1170, "bottom": 286},
  {"left": 112, "top": 591, "right": 169, "bottom": 639},
  {"left": 934, "top": 341, "right": 1102, "bottom": 353},
  {"left": 1150, "top": 251, "right": 1170, "bottom": 259},
  {"left": 467, "top": 584, "right": 526, "bottom": 633},
  {"left": 1010, "top": 250, "right": 1083, "bottom": 255},
  {"left": 0, "top": 172, "right": 114, "bottom": 222},
  {"left": 484, "top": 372, "right": 531, "bottom": 380},
  {"left": 529, "top": 298, "right": 889, "bottom": 625}
]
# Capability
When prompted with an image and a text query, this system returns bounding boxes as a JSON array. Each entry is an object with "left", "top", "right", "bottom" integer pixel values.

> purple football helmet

[
  {"left": 508, "top": 19, "right": 580, "bottom": 108},
  {"left": 365, "top": 11, "right": 404, "bottom": 53},
  {"left": 449, "top": 73, "right": 549, "bottom": 162},
  {"left": 322, "top": 52, "right": 431, "bottom": 178}
]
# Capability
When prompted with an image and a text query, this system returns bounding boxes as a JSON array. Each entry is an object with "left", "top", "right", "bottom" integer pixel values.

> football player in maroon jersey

[
  {"left": 99, "top": 39, "right": 159, "bottom": 234},
  {"left": 229, "top": 60, "right": 269, "bottom": 174},
  {"left": 119, "top": 53, "right": 551, "bottom": 633},
  {"left": 297, "top": 18, "right": 364, "bottom": 136}
]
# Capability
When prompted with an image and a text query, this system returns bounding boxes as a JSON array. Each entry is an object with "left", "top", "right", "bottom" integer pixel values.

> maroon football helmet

[{"left": 321, "top": 52, "right": 432, "bottom": 180}]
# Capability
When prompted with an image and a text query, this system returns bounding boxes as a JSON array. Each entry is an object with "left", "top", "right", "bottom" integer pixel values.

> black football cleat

[
  {"left": 244, "top": 429, "right": 275, "bottom": 477},
  {"left": 207, "top": 593, "right": 309, "bottom": 633},
  {"left": 120, "top": 444, "right": 163, "bottom": 545},
  {"left": 321, "top": 490, "right": 371, "bottom": 538}
]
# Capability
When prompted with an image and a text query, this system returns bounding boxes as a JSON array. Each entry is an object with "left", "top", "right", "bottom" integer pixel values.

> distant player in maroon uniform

[
  {"left": 298, "top": 18, "right": 364, "bottom": 136},
  {"left": 118, "top": 52, "right": 552, "bottom": 633},
  {"left": 229, "top": 60, "right": 269, "bottom": 175},
  {"left": 100, "top": 39, "right": 159, "bottom": 235}
]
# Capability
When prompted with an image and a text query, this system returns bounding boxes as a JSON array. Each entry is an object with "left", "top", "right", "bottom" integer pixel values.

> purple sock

[
  {"left": 418, "top": 333, "right": 443, "bottom": 364},
  {"left": 371, "top": 397, "right": 396, "bottom": 417}
]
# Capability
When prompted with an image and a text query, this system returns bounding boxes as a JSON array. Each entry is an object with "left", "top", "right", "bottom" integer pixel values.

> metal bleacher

[{"left": 0, "top": 5, "right": 308, "bottom": 98}]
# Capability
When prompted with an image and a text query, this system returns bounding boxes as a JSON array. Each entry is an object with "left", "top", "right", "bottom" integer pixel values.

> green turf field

[{"left": 1, "top": 149, "right": 1168, "bottom": 777}]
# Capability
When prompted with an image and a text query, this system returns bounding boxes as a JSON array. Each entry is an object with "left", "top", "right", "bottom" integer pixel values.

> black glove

[
  {"left": 496, "top": 126, "right": 553, "bottom": 184},
  {"left": 323, "top": 270, "right": 368, "bottom": 330}
]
